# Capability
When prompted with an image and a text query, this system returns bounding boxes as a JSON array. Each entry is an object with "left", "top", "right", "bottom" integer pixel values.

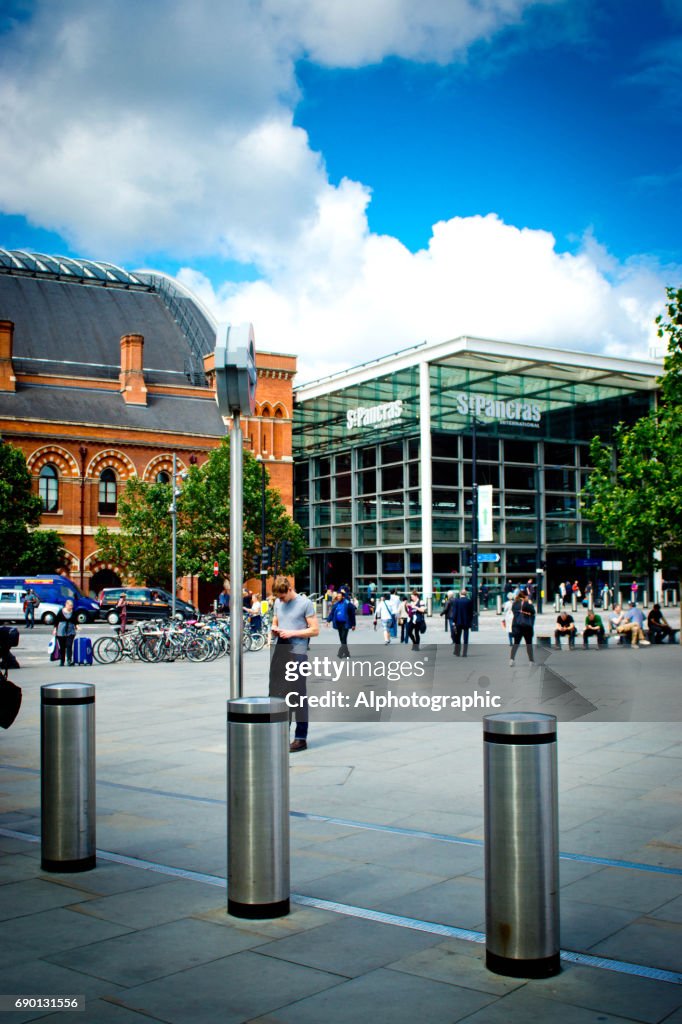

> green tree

[
  {"left": 96, "top": 439, "right": 305, "bottom": 585},
  {"left": 582, "top": 288, "right": 682, "bottom": 577},
  {"left": 0, "top": 440, "right": 66, "bottom": 574}
]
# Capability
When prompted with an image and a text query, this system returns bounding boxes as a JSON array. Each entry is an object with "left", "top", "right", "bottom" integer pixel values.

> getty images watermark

[
  {"left": 277, "top": 647, "right": 503, "bottom": 721},
  {"left": 270, "top": 643, "right": 682, "bottom": 722}
]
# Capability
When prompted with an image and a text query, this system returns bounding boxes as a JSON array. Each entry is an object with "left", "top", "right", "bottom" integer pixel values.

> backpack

[{"left": 334, "top": 600, "right": 349, "bottom": 626}]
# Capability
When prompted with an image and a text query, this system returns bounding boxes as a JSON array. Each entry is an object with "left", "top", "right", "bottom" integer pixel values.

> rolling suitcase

[{"left": 72, "top": 635, "right": 93, "bottom": 666}]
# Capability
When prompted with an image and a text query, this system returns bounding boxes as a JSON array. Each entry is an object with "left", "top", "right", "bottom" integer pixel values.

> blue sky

[{"left": 0, "top": 0, "right": 680, "bottom": 377}]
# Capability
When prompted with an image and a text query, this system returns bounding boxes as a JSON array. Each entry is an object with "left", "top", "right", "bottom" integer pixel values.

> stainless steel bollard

[
  {"left": 554, "top": 595, "right": 560, "bottom": 612},
  {"left": 484, "top": 713, "right": 560, "bottom": 978},
  {"left": 41, "top": 683, "right": 96, "bottom": 873},
  {"left": 227, "top": 697, "right": 289, "bottom": 918},
  {"left": 496, "top": 595, "right": 502, "bottom": 615}
]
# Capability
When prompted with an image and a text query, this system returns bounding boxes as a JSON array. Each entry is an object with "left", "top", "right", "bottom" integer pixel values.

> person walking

[
  {"left": 500, "top": 591, "right": 514, "bottom": 647},
  {"left": 449, "top": 589, "right": 474, "bottom": 656},
  {"left": 509, "top": 589, "right": 535, "bottom": 666},
  {"left": 407, "top": 592, "right": 426, "bottom": 649},
  {"left": 375, "top": 593, "right": 397, "bottom": 645},
  {"left": 327, "top": 590, "right": 356, "bottom": 657},
  {"left": 440, "top": 591, "right": 455, "bottom": 634},
  {"left": 398, "top": 596, "right": 410, "bottom": 643},
  {"left": 53, "top": 599, "right": 78, "bottom": 666},
  {"left": 269, "top": 576, "right": 320, "bottom": 752}
]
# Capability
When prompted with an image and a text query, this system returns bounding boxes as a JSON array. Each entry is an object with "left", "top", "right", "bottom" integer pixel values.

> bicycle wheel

[
  {"left": 185, "top": 636, "right": 211, "bottom": 662},
  {"left": 249, "top": 631, "right": 266, "bottom": 652},
  {"left": 93, "top": 636, "right": 123, "bottom": 664}
]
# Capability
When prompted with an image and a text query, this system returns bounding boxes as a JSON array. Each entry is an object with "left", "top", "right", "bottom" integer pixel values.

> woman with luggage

[{"left": 53, "top": 599, "right": 78, "bottom": 667}]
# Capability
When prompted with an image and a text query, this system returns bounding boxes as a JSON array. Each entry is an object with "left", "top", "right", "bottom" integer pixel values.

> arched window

[
  {"left": 156, "top": 470, "right": 171, "bottom": 484},
  {"left": 99, "top": 468, "right": 118, "bottom": 515},
  {"left": 39, "top": 464, "right": 59, "bottom": 512}
]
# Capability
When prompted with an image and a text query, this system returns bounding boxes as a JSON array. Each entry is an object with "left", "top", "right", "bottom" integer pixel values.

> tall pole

[
  {"left": 259, "top": 457, "right": 267, "bottom": 602},
  {"left": 78, "top": 445, "right": 87, "bottom": 590},
  {"left": 230, "top": 413, "right": 244, "bottom": 699},
  {"left": 535, "top": 464, "right": 544, "bottom": 614},
  {"left": 471, "top": 415, "right": 479, "bottom": 631},
  {"left": 171, "top": 452, "right": 177, "bottom": 619}
]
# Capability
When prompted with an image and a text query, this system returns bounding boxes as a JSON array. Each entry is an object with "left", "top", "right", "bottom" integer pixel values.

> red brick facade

[{"left": 0, "top": 314, "right": 296, "bottom": 600}]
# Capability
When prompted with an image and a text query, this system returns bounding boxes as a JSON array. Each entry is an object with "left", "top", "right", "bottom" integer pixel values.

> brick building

[{"left": 0, "top": 250, "right": 296, "bottom": 602}]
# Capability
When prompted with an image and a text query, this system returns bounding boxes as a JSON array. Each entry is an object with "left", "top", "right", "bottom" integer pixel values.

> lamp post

[
  {"left": 78, "top": 445, "right": 88, "bottom": 590},
  {"left": 471, "top": 415, "right": 479, "bottom": 632},
  {"left": 256, "top": 454, "right": 267, "bottom": 602},
  {"left": 170, "top": 452, "right": 178, "bottom": 619}
]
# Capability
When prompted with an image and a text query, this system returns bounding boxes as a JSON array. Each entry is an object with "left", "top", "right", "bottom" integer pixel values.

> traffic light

[
  {"left": 261, "top": 545, "right": 272, "bottom": 570},
  {"left": 280, "top": 540, "right": 291, "bottom": 566},
  {"left": 251, "top": 553, "right": 261, "bottom": 575},
  {"left": 462, "top": 548, "right": 471, "bottom": 567}
]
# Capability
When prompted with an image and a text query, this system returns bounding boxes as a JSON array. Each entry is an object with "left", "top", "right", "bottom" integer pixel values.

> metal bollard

[
  {"left": 496, "top": 595, "right": 502, "bottom": 615},
  {"left": 642, "top": 590, "right": 648, "bottom": 609},
  {"left": 484, "top": 712, "right": 560, "bottom": 978},
  {"left": 664, "top": 591, "right": 669, "bottom": 608},
  {"left": 588, "top": 592, "right": 594, "bottom": 612},
  {"left": 554, "top": 595, "right": 561, "bottom": 612},
  {"left": 41, "top": 683, "right": 96, "bottom": 873},
  {"left": 227, "top": 697, "right": 289, "bottom": 918},
  {"left": 571, "top": 593, "right": 577, "bottom": 611}
]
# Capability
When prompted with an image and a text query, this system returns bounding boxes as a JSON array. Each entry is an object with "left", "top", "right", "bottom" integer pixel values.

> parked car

[
  {"left": 98, "top": 587, "right": 197, "bottom": 625},
  {"left": 0, "top": 589, "right": 64, "bottom": 625},
  {"left": 0, "top": 576, "right": 100, "bottom": 623}
]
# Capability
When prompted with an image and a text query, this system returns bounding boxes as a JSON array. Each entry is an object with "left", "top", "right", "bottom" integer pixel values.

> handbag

[
  {"left": 47, "top": 637, "right": 57, "bottom": 657},
  {"left": 0, "top": 677, "right": 22, "bottom": 729}
]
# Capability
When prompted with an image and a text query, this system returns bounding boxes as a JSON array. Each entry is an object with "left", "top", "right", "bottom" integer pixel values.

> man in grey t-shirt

[{"left": 269, "top": 576, "right": 320, "bottom": 752}]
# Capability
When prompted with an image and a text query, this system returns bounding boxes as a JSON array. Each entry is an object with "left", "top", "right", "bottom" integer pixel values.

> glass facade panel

[
  {"left": 505, "top": 465, "right": 535, "bottom": 490},
  {"left": 545, "top": 495, "right": 578, "bottom": 517},
  {"left": 545, "top": 442, "right": 576, "bottom": 465},
  {"left": 334, "top": 500, "right": 352, "bottom": 523},
  {"left": 381, "top": 441, "right": 403, "bottom": 464},
  {"left": 505, "top": 492, "right": 537, "bottom": 516},
  {"left": 356, "top": 499, "right": 377, "bottom": 520},
  {"left": 381, "top": 521, "right": 405, "bottom": 544},
  {"left": 545, "top": 468, "right": 576, "bottom": 492},
  {"left": 433, "top": 489, "right": 459, "bottom": 513},
  {"left": 408, "top": 520, "right": 422, "bottom": 542},
  {"left": 506, "top": 521, "right": 536, "bottom": 543},
  {"left": 334, "top": 527, "right": 352, "bottom": 547},
  {"left": 547, "top": 521, "right": 578, "bottom": 543},
  {"left": 357, "top": 523, "right": 377, "bottom": 545},
  {"left": 358, "top": 447, "right": 376, "bottom": 467},
  {"left": 336, "top": 452, "right": 351, "bottom": 473},
  {"left": 432, "top": 461, "right": 458, "bottom": 486},
  {"left": 336, "top": 473, "right": 351, "bottom": 498},
  {"left": 408, "top": 462, "right": 420, "bottom": 487},
  {"left": 381, "top": 464, "right": 403, "bottom": 491},
  {"left": 381, "top": 494, "right": 404, "bottom": 518},
  {"left": 433, "top": 519, "right": 459, "bottom": 543},
  {"left": 383, "top": 552, "right": 405, "bottom": 574},
  {"left": 314, "top": 477, "right": 331, "bottom": 501}
]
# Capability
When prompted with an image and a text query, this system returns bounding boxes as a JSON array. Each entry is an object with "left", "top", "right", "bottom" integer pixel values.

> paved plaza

[{"left": 1, "top": 608, "right": 681, "bottom": 1023}]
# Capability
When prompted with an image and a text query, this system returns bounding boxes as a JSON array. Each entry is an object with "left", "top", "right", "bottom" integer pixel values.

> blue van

[{"left": 0, "top": 576, "right": 100, "bottom": 624}]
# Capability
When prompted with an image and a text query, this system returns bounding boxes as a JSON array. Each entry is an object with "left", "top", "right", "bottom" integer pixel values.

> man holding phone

[{"left": 269, "top": 576, "right": 320, "bottom": 752}]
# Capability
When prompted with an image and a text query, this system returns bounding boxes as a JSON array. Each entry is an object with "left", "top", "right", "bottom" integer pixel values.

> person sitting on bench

[
  {"left": 647, "top": 604, "right": 676, "bottom": 643},
  {"left": 555, "top": 610, "right": 577, "bottom": 647},
  {"left": 583, "top": 610, "right": 606, "bottom": 646}
]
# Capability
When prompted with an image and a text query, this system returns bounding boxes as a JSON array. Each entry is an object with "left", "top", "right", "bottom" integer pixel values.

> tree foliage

[
  {"left": 582, "top": 288, "right": 682, "bottom": 576},
  {"left": 0, "top": 440, "right": 66, "bottom": 574},
  {"left": 96, "top": 439, "right": 305, "bottom": 585}
]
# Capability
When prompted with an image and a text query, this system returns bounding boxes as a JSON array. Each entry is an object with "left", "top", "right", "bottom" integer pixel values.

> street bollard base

[
  {"left": 228, "top": 897, "right": 290, "bottom": 920},
  {"left": 41, "top": 854, "right": 96, "bottom": 874},
  {"left": 486, "top": 950, "right": 560, "bottom": 979}
]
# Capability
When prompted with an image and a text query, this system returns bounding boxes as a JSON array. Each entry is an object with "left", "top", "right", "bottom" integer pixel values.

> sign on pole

[{"left": 478, "top": 484, "right": 493, "bottom": 542}]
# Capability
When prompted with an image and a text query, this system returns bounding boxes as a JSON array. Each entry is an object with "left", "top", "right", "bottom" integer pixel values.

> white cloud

[
  {"left": 0, "top": 0, "right": 555, "bottom": 260},
  {"left": 179, "top": 207, "right": 677, "bottom": 382},
  {"left": 0, "top": 0, "right": 677, "bottom": 381}
]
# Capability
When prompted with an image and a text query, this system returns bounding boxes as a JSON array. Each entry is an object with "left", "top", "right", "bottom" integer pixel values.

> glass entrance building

[{"left": 292, "top": 337, "right": 659, "bottom": 600}]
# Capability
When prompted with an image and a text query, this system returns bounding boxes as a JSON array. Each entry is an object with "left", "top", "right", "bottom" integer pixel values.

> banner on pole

[{"left": 478, "top": 485, "right": 493, "bottom": 542}]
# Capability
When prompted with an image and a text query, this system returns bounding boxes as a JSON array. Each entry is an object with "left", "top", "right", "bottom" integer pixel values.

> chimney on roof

[
  {"left": 119, "top": 333, "right": 147, "bottom": 405},
  {"left": 0, "top": 320, "right": 16, "bottom": 392}
]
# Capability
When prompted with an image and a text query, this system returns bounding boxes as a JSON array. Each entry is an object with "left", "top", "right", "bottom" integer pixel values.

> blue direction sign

[{"left": 477, "top": 553, "right": 501, "bottom": 563}]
